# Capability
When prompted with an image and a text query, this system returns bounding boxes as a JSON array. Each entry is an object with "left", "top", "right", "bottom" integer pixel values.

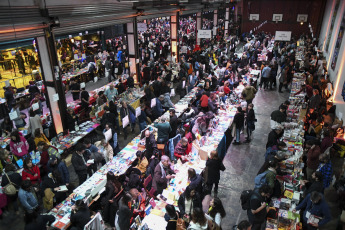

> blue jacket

[
  {"left": 168, "top": 134, "right": 181, "bottom": 160},
  {"left": 47, "top": 161, "right": 70, "bottom": 184},
  {"left": 154, "top": 98, "right": 164, "bottom": 117},
  {"left": 296, "top": 193, "right": 331, "bottom": 227},
  {"left": 18, "top": 188, "right": 38, "bottom": 212},
  {"left": 117, "top": 50, "right": 123, "bottom": 62}
]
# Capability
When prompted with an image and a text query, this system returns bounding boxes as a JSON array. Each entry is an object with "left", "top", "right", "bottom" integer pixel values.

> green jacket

[{"left": 154, "top": 122, "right": 172, "bottom": 140}]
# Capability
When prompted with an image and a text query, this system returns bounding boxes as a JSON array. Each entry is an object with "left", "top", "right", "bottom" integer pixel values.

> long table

[{"left": 48, "top": 87, "right": 199, "bottom": 229}]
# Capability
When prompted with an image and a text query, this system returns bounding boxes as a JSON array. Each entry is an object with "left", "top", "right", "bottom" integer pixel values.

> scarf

[{"left": 159, "top": 162, "right": 166, "bottom": 178}]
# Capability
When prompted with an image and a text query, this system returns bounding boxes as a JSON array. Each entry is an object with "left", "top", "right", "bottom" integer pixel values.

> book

[{"left": 59, "top": 185, "right": 68, "bottom": 192}]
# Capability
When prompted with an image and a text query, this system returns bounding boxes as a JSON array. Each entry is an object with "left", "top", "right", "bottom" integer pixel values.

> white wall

[{"left": 318, "top": 0, "right": 345, "bottom": 120}]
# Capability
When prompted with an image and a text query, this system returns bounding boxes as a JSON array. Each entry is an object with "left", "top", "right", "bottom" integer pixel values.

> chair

[{"left": 142, "top": 175, "right": 156, "bottom": 200}]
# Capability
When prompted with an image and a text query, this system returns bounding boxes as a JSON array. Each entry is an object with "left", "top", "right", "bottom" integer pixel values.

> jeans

[
  {"left": 236, "top": 128, "right": 241, "bottom": 142},
  {"left": 139, "top": 121, "right": 147, "bottom": 131}
]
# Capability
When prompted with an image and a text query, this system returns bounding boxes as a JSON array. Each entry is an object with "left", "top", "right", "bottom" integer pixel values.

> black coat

[
  {"left": 177, "top": 191, "right": 202, "bottom": 216},
  {"left": 66, "top": 113, "right": 77, "bottom": 131},
  {"left": 169, "top": 115, "right": 178, "bottom": 138},
  {"left": 266, "top": 130, "right": 280, "bottom": 149},
  {"left": 70, "top": 208, "right": 91, "bottom": 230},
  {"left": 206, "top": 158, "right": 225, "bottom": 184},
  {"left": 101, "top": 112, "right": 117, "bottom": 129},
  {"left": 25, "top": 215, "right": 55, "bottom": 230},
  {"left": 233, "top": 112, "right": 245, "bottom": 129},
  {"left": 270, "top": 110, "right": 286, "bottom": 123},
  {"left": 1, "top": 171, "right": 22, "bottom": 189},
  {"left": 188, "top": 174, "right": 203, "bottom": 195},
  {"left": 71, "top": 153, "right": 89, "bottom": 175},
  {"left": 304, "top": 180, "right": 324, "bottom": 197},
  {"left": 117, "top": 199, "right": 134, "bottom": 230}
]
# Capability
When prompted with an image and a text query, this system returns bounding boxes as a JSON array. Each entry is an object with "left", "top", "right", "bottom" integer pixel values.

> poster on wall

[
  {"left": 326, "top": 0, "right": 341, "bottom": 52},
  {"left": 331, "top": 11, "right": 345, "bottom": 70}
]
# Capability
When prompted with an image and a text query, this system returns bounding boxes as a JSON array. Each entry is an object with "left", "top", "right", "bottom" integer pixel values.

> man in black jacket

[
  {"left": 270, "top": 105, "right": 287, "bottom": 125},
  {"left": 127, "top": 73, "right": 135, "bottom": 88},
  {"left": 101, "top": 106, "right": 117, "bottom": 130},
  {"left": 247, "top": 185, "right": 272, "bottom": 229},
  {"left": 71, "top": 144, "right": 93, "bottom": 185},
  {"left": 266, "top": 126, "right": 283, "bottom": 149},
  {"left": 169, "top": 109, "right": 178, "bottom": 138}
]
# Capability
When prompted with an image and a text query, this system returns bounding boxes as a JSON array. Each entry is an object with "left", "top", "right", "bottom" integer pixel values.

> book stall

[{"left": 266, "top": 73, "right": 307, "bottom": 230}]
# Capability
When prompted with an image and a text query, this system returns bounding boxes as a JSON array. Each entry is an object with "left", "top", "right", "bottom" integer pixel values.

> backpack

[
  {"left": 254, "top": 171, "right": 270, "bottom": 189},
  {"left": 240, "top": 189, "right": 253, "bottom": 210},
  {"left": 3, "top": 173, "right": 17, "bottom": 196}
]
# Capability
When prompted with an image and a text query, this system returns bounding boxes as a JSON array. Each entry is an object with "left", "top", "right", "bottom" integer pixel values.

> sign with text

[
  {"left": 275, "top": 31, "right": 292, "bottom": 41},
  {"left": 137, "top": 23, "right": 147, "bottom": 32},
  {"left": 197, "top": 30, "right": 212, "bottom": 39}
]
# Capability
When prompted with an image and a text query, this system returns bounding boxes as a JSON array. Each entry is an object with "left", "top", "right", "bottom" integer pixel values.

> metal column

[
  {"left": 196, "top": 12, "right": 202, "bottom": 46},
  {"left": 224, "top": 7, "right": 230, "bottom": 37},
  {"left": 36, "top": 28, "right": 68, "bottom": 135},
  {"left": 126, "top": 18, "right": 140, "bottom": 84},
  {"left": 170, "top": 12, "right": 180, "bottom": 63},
  {"left": 213, "top": 9, "right": 218, "bottom": 37}
]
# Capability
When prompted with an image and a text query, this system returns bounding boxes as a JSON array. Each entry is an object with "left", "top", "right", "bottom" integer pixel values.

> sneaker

[
  {"left": 244, "top": 139, "right": 251, "bottom": 143},
  {"left": 233, "top": 141, "right": 241, "bottom": 145}
]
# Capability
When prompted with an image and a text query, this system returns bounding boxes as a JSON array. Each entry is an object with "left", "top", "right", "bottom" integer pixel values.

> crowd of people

[{"left": 0, "top": 14, "right": 344, "bottom": 230}]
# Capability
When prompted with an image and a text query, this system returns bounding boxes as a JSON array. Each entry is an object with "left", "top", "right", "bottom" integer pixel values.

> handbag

[
  {"left": 208, "top": 219, "right": 220, "bottom": 230},
  {"left": 3, "top": 173, "right": 17, "bottom": 196},
  {"left": 176, "top": 212, "right": 186, "bottom": 230}
]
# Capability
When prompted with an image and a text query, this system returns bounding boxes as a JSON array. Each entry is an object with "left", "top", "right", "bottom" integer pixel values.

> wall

[
  {"left": 241, "top": 0, "right": 326, "bottom": 38},
  {"left": 319, "top": 0, "right": 345, "bottom": 119}
]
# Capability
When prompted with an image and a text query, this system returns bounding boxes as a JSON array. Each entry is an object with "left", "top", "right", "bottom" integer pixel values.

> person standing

[
  {"left": 241, "top": 83, "right": 257, "bottom": 105},
  {"left": 305, "top": 140, "right": 321, "bottom": 181},
  {"left": 247, "top": 185, "right": 271, "bottom": 230},
  {"left": 260, "top": 63, "right": 271, "bottom": 90},
  {"left": 18, "top": 180, "right": 38, "bottom": 213},
  {"left": 233, "top": 107, "right": 245, "bottom": 145},
  {"left": 71, "top": 144, "right": 93, "bottom": 185},
  {"left": 70, "top": 79, "right": 81, "bottom": 101},
  {"left": 205, "top": 151, "right": 225, "bottom": 197},
  {"left": 154, "top": 117, "right": 172, "bottom": 144},
  {"left": 246, "top": 103, "right": 256, "bottom": 143},
  {"left": 4, "top": 86, "right": 15, "bottom": 111},
  {"left": 116, "top": 193, "right": 134, "bottom": 230},
  {"left": 10, "top": 130, "right": 29, "bottom": 158},
  {"left": 105, "top": 56, "right": 113, "bottom": 83},
  {"left": 104, "top": 84, "right": 118, "bottom": 102},
  {"left": 295, "top": 191, "right": 331, "bottom": 230},
  {"left": 169, "top": 109, "right": 178, "bottom": 138},
  {"left": 120, "top": 101, "right": 136, "bottom": 139}
]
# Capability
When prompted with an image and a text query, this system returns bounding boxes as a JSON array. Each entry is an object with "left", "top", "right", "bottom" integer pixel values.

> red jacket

[
  {"left": 200, "top": 95, "right": 209, "bottom": 108},
  {"left": 22, "top": 165, "right": 41, "bottom": 185}
]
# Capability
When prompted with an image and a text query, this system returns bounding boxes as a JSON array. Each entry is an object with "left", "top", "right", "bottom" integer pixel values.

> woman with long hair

[
  {"left": 9, "top": 130, "right": 29, "bottom": 158},
  {"left": 102, "top": 171, "right": 122, "bottom": 227},
  {"left": 207, "top": 197, "right": 226, "bottom": 226},
  {"left": 34, "top": 128, "right": 50, "bottom": 146},
  {"left": 188, "top": 207, "right": 208, "bottom": 230},
  {"left": 22, "top": 157, "right": 41, "bottom": 186}
]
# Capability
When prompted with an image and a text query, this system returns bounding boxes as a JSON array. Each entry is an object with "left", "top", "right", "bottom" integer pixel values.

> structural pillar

[
  {"left": 170, "top": 12, "right": 180, "bottom": 63},
  {"left": 126, "top": 18, "right": 140, "bottom": 84},
  {"left": 196, "top": 12, "right": 202, "bottom": 46},
  {"left": 36, "top": 28, "right": 68, "bottom": 135},
  {"left": 213, "top": 9, "right": 218, "bottom": 37},
  {"left": 224, "top": 7, "right": 230, "bottom": 37}
]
